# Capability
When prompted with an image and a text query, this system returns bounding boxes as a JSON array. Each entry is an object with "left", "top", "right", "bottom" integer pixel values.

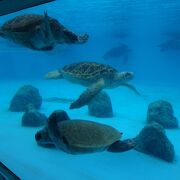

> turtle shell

[
  {"left": 1, "top": 14, "right": 62, "bottom": 33},
  {"left": 52, "top": 120, "right": 122, "bottom": 154},
  {"left": 62, "top": 62, "right": 118, "bottom": 81}
]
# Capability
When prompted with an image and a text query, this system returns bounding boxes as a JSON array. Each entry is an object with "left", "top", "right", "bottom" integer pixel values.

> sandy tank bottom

[{"left": 0, "top": 80, "right": 179, "bottom": 180}]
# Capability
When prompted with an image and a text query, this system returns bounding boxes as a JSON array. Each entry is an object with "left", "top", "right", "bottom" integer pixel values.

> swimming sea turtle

[
  {"left": 103, "top": 43, "right": 132, "bottom": 64},
  {"left": 35, "top": 115, "right": 135, "bottom": 154},
  {"left": 0, "top": 12, "right": 88, "bottom": 51},
  {"left": 158, "top": 38, "right": 180, "bottom": 52},
  {"left": 44, "top": 61, "right": 140, "bottom": 109}
]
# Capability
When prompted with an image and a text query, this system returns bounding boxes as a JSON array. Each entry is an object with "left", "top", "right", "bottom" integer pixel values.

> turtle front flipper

[
  {"left": 70, "top": 79, "right": 105, "bottom": 109},
  {"left": 30, "top": 11, "right": 55, "bottom": 50},
  {"left": 107, "top": 138, "right": 136, "bottom": 152},
  {"left": 44, "top": 70, "right": 63, "bottom": 79},
  {"left": 121, "top": 83, "right": 141, "bottom": 95},
  {"left": 42, "top": 11, "right": 55, "bottom": 43},
  {"left": 47, "top": 110, "right": 70, "bottom": 151}
]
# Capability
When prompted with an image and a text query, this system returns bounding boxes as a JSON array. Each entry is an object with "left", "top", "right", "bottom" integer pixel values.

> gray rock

[
  {"left": 9, "top": 85, "right": 42, "bottom": 112},
  {"left": 22, "top": 108, "right": 47, "bottom": 127},
  {"left": 88, "top": 91, "right": 113, "bottom": 118},
  {"left": 147, "top": 100, "right": 178, "bottom": 128},
  {"left": 134, "top": 123, "right": 175, "bottom": 162}
]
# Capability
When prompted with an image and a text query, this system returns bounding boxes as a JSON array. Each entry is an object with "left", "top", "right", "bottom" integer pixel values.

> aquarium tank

[{"left": 0, "top": 0, "right": 180, "bottom": 179}]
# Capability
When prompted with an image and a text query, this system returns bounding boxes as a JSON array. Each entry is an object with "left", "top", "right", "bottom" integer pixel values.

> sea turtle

[
  {"left": 163, "top": 30, "right": 180, "bottom": 39},
  {"left": 103, "top": 43, "right": 132, "bottom": 64},
  {"left": 158, "top": 39, "right": 180, "bottom": 52},
  {"left": 35, "top": 116, "right": 135, "bottom": 154},
  {"left": 0, "top": 12, "right": 88, "bottom": 51},
  {"left": 44, "top": 61, "right": 140, "bottom": 109}
]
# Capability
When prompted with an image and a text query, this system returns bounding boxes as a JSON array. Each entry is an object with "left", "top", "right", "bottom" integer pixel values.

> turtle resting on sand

[
  {"left": 35, "top": 116, "right": 135, "bottom": 154},
  {"left": 0, "top": 12, "right": 88, "bottom": 51},
  {"left": 44, "top": 61, "right": 140, "bottom": 109}
]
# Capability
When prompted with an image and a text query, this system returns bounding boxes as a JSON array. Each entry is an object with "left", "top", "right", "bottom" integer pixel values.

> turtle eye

[
  {"left": 124, "top": 72, "right": 133, "bottom": 79},
  {"left": 126, "top": 73, "right": 131, "bottom": 78},
  {"left": 35, "top": 132, "right": 42, "bottom": 141}
]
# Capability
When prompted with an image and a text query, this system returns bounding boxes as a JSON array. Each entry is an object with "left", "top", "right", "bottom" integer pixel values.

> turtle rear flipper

[
  {"left": 70, "top": 78, "right": 105, "bottom": 109},
  {"left": 44, "top": 70, "right": 63, "bottom": 80},
  {"left": 107, "top": 139, "right": 136, "bottom": 152}
]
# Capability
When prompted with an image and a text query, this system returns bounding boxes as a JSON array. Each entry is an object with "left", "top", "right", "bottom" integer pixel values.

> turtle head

[
  {"left": 35, "top": 127, "right": 54, "bottom": 147},
  {"left": 112, "top": 72, "right": 134, "bottom": 87},
  {"left": 46, "top": 110, "right": 71, "bottom": 152}
]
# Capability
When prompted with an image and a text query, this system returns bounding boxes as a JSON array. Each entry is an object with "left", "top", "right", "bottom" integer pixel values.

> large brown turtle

[
  {"left": 35, "top": 111, "right": 135, "bottom": 154},
  {"left": 0, "top": 12, "right": 88, "bottom": 50},
  {"left": 44, "top": 61, "right": 140, "bottom": 109}
]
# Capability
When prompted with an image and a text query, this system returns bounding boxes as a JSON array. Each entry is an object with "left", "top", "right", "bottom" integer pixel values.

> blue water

[
  {"left": 0, "top": 0, "right": 180, "bottom": 179},
  {"left": 0, "top": 0, "right": 180, "bottom": 83}
]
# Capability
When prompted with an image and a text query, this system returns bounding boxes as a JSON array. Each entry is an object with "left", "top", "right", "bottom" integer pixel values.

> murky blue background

[{"left": 0, "top": 0, "right": 179, "bottom": 85}]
